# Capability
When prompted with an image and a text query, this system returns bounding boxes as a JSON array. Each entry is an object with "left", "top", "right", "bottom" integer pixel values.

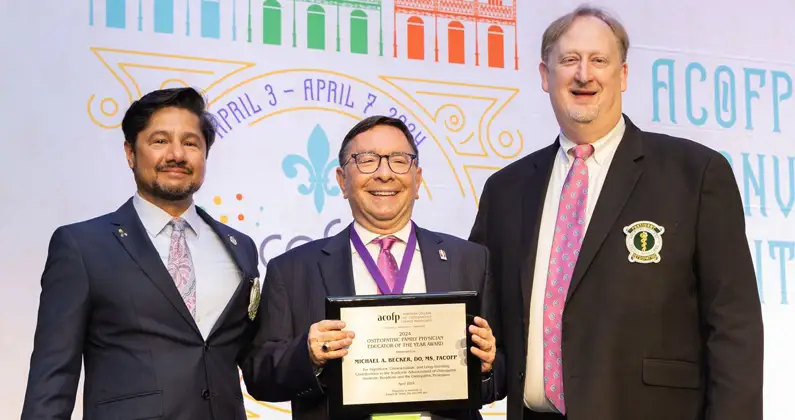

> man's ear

[
  {"left": 336, "top": 166, "right": 348, "bottom": 199},
  {"left": 124, "top": 141, "right": 135, "bottom": 169},
  {"left": 415, "top": 166, "right": 423, "bottom": 200},
  {"left": 539, "top": 61, "right": 551, "bottom": 93}
]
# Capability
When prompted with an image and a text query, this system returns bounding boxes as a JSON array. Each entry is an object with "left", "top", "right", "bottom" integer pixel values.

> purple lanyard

[{"left": 349, "top": 222, "right": 417, "bottom": 295}]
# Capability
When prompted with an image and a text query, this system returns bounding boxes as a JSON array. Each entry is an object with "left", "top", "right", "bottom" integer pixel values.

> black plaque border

[{"left": 325, "top": 291, "right": 481, "bottom": 419}]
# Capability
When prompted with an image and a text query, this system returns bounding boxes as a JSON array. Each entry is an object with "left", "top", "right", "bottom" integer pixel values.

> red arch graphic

[
  {"left": 407, "top": 16, "right": 424, "bottom": 60},
  {"left": 487, "top": 25, "right": 504, "bottom": 68},
  {"left": 448, "top": 21, "right": 465, "bottom": 64}
]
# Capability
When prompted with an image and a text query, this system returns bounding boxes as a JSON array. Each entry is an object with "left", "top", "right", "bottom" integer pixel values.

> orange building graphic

[{"left": 393, "top": 0, "right": 518, "bottom": 70}]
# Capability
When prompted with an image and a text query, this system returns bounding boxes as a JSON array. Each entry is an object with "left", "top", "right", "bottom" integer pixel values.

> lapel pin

[
  {"left": 229, "top": 235, "right": 237, "bottom": 246},
  {"left": 118, "top": 228, "right": 128, "bottom": 237},
  {"left": 438, "top": 249, "right": 447, "bottom": 261},
  {"left": 623, "top": 220, "right": 665, "bottom": 264}
]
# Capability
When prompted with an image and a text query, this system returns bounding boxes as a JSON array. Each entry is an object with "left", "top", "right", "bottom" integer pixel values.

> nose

[
  {"left": 574, "top": 61, "right": 592, "bottom": 84},
  {"left": 166, "top": 141, "right": 187, "bottom": 161},
  {"left": 373, "top": 156, "right": 393, "bottom": 180}
]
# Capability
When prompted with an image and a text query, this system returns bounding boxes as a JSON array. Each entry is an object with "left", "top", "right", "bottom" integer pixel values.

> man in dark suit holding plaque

[{"left": 241, "top": 116, "right": 505, "bottom": 420}]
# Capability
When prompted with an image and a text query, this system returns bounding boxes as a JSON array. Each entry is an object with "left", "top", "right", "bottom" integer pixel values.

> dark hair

[
  {"left": 338, "top": 115, "right": 419, "bottom": 166},
  {"left": 121, "top": 87, "right": 217, "bottom": 155}
]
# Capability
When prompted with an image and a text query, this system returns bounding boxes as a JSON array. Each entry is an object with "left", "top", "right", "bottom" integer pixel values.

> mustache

[
  {"left": 157, "top": 161, "right": 193, "bottom": 174},
  {"left": 571, "top": 80, "right": 596, "bottom": 89}
]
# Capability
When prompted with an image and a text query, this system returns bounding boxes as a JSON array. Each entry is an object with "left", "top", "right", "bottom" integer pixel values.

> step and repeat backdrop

[{"left": 1, "top": 0, "right": 792, "bottom": 418}]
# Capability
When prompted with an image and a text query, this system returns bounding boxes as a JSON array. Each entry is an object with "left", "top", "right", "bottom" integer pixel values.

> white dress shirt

[
  {"left": 349, "top": 220, "right": 429, "bottom": 420},
  {"left": 350, "top": 220, "right": 426, "bottom": 296},
  {"left": 523, "top": 117, "right": 626, "bottom": 412},
  {"left": 133, "top": 193, "right": 243, "bottom": 339}
]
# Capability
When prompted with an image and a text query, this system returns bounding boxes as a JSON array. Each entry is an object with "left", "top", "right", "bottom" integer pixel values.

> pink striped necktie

[
  {"left": 543, "top": 143, "right": 594, "bottom": 414},
  {"left": 372, "top": 236, "right": 399, "bottom": 294},
  {"left": 166, "top": 217, "right": 196, "bottom": 318}
]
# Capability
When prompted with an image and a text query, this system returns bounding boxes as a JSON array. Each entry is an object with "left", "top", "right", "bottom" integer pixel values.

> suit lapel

[
  {"left": 520, "top": 144, "right": 557, "bottom": 333},
  {"left": 198, "top": 208, "right": 258, "bottom": 339},
  {"left": 319, "top": 226, "right": 356, "bottom": 297},
  {"left": 566, "top": 116, "right": 645, "bottom": 302},
  {"left": 415, "top": 227, "right": 451, "bottom": 293},
  {"left": 111, "top": 198, "right": 202, "bottom": 336}
]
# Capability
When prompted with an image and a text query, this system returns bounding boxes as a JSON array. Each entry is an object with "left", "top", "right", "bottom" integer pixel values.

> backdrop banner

[{"left": 1, "top": 0, "right": 792, "bottom": 418}]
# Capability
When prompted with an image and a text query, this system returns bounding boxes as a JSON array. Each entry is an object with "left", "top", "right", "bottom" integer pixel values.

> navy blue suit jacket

[
  {"left": 241, "top": 224, "right": 506, "bottom": 420},
  {"left": 21, "top": 198, "right": 261, "bottom": 420}
]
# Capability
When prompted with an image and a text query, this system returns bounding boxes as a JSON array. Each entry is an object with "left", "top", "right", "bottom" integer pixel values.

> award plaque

[{"left": 324, "top": 291, "right": 481, "bottom": 419}]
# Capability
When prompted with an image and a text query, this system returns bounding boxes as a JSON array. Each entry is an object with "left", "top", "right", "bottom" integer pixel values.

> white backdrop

[{"left": 1, "top": 0, "right": 792, "bottom": 418}]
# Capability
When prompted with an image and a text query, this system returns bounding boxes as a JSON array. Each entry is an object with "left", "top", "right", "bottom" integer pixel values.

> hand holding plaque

[
  {"left": 468, "top": 316, "right": 496, "bottom": 373},
  {"left": 307, "top": 320, "right": 355, "bottom": 368}
]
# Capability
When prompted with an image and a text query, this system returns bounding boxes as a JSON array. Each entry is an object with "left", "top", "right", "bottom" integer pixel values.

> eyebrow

[
  {"left": 148, "top": 130, "right": 202, "bottom": 141},
  {"left": 558, "top": 49, "right": 609, "bottom": 57},
  {"left": 355, "top": 150, "right": 414, "bottom": 154}
]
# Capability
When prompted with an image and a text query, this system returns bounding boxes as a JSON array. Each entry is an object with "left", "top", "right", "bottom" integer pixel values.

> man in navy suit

[
  {"left": 241, "top": 116, "right": 506, "bottom": 419},
  {"left": 22, "top": 87, "right": 261, "bottom": 420}
]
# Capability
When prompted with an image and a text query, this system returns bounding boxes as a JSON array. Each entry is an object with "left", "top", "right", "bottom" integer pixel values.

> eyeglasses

[{"left": 344, "top": 152, "right": 417, "bottom": 174}]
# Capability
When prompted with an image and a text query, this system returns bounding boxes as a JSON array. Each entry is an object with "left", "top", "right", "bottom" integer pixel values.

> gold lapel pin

[
  {"left": 438, "top": 249, "right": 447, "bottom": 261},
  {"left": 118, "top": 228, "right": 128, "bottom": 237}
]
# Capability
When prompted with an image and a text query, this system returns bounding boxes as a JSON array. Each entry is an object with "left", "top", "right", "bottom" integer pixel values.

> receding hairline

[{"left": 541, "top": 5, "right": 630, "bottom": 64}]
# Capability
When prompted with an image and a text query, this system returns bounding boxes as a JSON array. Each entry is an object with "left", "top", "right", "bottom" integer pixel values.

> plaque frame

[{"left": 324, "top": 291, "right": 482, "bottom": 419}]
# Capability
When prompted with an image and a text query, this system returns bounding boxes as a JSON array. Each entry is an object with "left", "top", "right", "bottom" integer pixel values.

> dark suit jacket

[
  {"left": 468, "top": 115, "right": 763, "bottom": 420},
  {"left": 21, "top": 198, "right": 261, "bottom": 420},
  {"left": 241, "top": 223, "right": 506, "bottom": 420}
]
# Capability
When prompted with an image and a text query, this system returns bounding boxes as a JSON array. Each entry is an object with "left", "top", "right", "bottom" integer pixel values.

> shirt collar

[
  {"left": 351, "top": 219, "right": 418, "bottom": 254},
  {"left": 132, "top": 192, "right": 202, "bottom": 238},
  {"left": 558, "top": 115, "right": 626, "bottom": 165}
]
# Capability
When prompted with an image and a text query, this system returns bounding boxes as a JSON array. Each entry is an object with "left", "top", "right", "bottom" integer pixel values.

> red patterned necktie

[
  {"left": 372, "top": 236, "right": 399, "bottom": 294},
  {"left": 167, "top": 217, "right": 196, "bottom": 318},
  {"left": 543, "top": 143, "right": 594, "bottom": 414}
]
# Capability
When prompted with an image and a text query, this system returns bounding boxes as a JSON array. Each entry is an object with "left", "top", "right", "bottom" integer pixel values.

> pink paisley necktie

[
  {"left": 543, "top": 143, "right": 594, "bottom": 414},
  {"left": 372, "top": 236, "right": 399, "bottom": 294},
  {"left": 167, "top": 217, "right": 196, "bottom": 318}
]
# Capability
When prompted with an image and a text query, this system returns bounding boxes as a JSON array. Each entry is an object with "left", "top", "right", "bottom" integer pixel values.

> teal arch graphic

[
  {"left": 350, "top": 9, "right": 367, "bottom": 54},
  {"left": 90, "top": 0, "right": 384, "bottom": 57},
  {"left": 154, "top": 0, "right": 174, "bottom": 33},
  {"left": 262, "top": 0, "right": 282, "bottom": 45},
  {"left": 307, "top": 4, "right": 325, "bottom": 50},
  {"left": 201, "top": 0, "right": 220, "bottom": 39},
  {"left": 106, "top": 0, "right": 126, "bottom": 28},
  {"left": 282, "top": 124, "right": 341, "bottom": 213}
]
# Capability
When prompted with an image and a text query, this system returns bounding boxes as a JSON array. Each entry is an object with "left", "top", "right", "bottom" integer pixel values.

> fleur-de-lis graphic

[{"left": 282, "top": 124, "right": 341, "bottom": 213}]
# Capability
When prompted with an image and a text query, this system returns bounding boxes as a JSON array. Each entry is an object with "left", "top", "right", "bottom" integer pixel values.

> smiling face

[
  {"left": 539, "top": 15, "right": 628, "bottom": 143},
  {"left": 335, "top": 124, "right": 422, "bottom": 234},
  {"left": 124, "top": 106, "right": 207, "bottom": 208}
]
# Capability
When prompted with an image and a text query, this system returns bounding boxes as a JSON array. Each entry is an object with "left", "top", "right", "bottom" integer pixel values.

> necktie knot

[
  {"left": 171, "top": 217, "right": 187, "bottom": 233},
  {"left": 569, "top": 144, "right": 595, "bottom": 160},
  {"left": 373, "top": 235, "right": 398, "bottom": 251}
]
